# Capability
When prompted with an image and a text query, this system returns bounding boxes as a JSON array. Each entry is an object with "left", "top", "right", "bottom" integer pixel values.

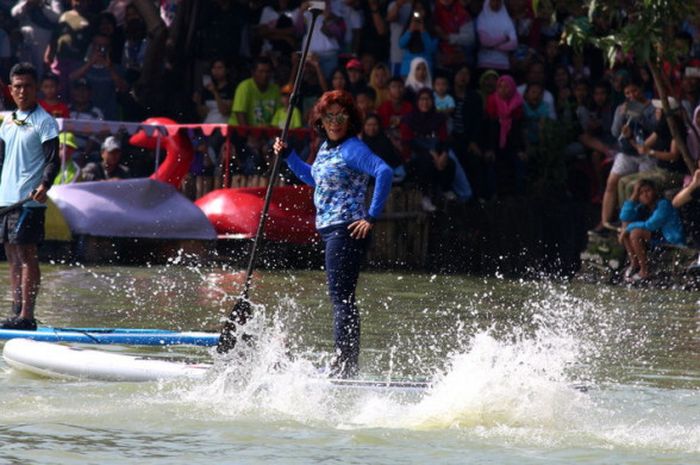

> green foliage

[{"left": 563, "top": 0, "right": 697, "bottom": 67}]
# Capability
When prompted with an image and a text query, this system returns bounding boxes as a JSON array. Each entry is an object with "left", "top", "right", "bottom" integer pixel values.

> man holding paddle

[{"left": 0, "top": 63, "right": 60, "bottom": 331}]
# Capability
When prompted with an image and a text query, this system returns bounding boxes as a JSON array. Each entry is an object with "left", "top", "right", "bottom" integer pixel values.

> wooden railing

[
  {"left": 368, "top": 187, "right": 429, "bottom": 268},
  {"left": 205, "top": 174, "right": 430, "bottom": 268}
]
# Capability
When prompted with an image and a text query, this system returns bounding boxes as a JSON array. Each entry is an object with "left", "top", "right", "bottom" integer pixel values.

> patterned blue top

[{"left": 286, "top": 137, "right": 393, "bottom": 229}]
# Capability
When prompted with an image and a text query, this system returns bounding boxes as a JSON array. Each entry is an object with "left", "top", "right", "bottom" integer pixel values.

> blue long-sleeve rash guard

[{"left": 286, "top": 137, "right": 393, "bottom": 229}]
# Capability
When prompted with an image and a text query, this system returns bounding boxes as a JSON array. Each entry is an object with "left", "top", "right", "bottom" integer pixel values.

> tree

[{"left": 560, "top": 0, "right": 699, "bottom": 172}]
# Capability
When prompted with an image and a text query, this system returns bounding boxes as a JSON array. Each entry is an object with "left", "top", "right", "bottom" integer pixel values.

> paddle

[
  {"left": 0, "top": 194, "right": 35, "bottom": 217},
  {"left": 217, "top": 2, "right": 325, "bottom": 353}
]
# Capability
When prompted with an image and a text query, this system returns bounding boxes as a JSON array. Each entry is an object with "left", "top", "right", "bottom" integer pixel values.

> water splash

[
  {"left": 21, "top": 266, "right": 698, "bottom": 455},
  {"left": 156, "top": 280, "right": 698, "bottom": 454}
]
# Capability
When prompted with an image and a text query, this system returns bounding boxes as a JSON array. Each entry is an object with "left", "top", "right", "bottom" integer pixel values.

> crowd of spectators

[{"left": 2, "top": 0, "right": 700, "bottom": 279}]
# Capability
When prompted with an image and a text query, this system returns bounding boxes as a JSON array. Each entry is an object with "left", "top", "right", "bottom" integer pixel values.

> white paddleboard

[
  {"left": 3, "top": 339, "right": 432, "bottom": 390},
  {"left": 2, "top": 339, "right": 210, "bottom": 382}
]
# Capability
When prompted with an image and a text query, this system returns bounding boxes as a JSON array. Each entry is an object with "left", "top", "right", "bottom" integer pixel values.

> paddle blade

[{"left": 216, "top": 298, "right": 253, "bottom": 354}]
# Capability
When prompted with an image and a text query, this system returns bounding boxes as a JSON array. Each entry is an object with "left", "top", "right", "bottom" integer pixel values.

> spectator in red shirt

[
  {"left": 433, "top": 0, "right": 471, "bottom": 68},
  {"left": 39, "top": 73, "right": 70, "bottom": 118},
  {"left": 377, "top": 76, "right": 412, "bottom": 128},
  {"left": 377, "top": 76, "right": 413, "bottom": 150}
]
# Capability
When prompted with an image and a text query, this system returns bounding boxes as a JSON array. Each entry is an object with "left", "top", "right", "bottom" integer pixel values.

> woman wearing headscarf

[
  {"left": 476, "top": 0, "right": 518, "bottom": 71},
  {"left": 404, "top": 56, "right": 432, "bottom": 104},
  {"left": 484, "top": 74, "right": 526, "bottom": 195},
  {"left": 361, "top": 113, "right": 406, "bottom": 182},
  {"left": 400, "top": 88, "right": 453, "bottom": 210},
  {"left": 478, "top": 69, "right": 499, "bottom": 108},
  {"left": 400, "top": 88, "right": 448, "bottom": 159}
]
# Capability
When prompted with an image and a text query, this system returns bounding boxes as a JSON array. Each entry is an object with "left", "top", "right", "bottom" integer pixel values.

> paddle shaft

[
  {"left": 0, "top": 196, "right": 33, "bottom": 217},
  {"left": 239, "top": 8, "right": 322, "bottom": 301},
  {"left": 217, "top": 7, "right": 323, "bottom": 353}
]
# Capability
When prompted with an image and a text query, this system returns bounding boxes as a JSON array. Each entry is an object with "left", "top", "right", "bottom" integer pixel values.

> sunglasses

[{"left": 322, "top": 112, "right": 349, "bottom": 125}]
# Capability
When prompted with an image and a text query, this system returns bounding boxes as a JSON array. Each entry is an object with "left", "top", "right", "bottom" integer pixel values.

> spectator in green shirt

[{"left": 228, "top": 56, "right": 280, "bottom": 127}]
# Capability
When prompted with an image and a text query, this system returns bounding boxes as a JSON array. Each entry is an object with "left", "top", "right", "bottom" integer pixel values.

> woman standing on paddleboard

[{"left": 274, "top": 90, "right": 393, "bottom": 378}]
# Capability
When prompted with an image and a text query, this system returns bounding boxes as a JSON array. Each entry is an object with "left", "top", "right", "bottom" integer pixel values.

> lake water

[{"left": 0, "top": 261, "right": 697, "bottom": 464}]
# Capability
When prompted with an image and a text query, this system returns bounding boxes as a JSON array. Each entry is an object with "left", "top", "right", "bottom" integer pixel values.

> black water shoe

[{"left": 1, "top": 316, "right": 37, "bottom": 331}]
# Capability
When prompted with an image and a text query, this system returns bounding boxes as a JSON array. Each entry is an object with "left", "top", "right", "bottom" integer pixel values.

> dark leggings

[{"left": 318, "top": 222, "right": 370, "bottom": 377}]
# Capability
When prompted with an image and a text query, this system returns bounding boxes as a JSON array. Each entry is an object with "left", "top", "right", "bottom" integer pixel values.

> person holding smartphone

[
  {"left": 69, "top": 34, "right": 128, "bottom": 121},
  {"left": 397, "top": 1, "right": 438, "bottom": 77},
  {"left": 193, "top": 59, "right": 233, "bottom": 124},
  {"left": 594, "top": 78, "right": 656, "bottom": 234}
]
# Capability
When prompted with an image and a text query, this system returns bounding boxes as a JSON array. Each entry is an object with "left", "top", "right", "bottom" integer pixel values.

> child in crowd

[
  {"left": 433, "top": 75, "right": 455, "bottom": 114},
  {"left": 271, "top": 84, "right": 303, "bottom": 129},
  {"left": 39, "top": 73, "right": 70, "bottom": 118},
  {"left": 433, "top": 74, "right": 455, "bottom": 132},
  {"left": 522, "top": 82, "right": 549, "bottom": 145},
  {"left": 377, "top": 76, "right": 413, "bottom": 149},
  {"left": 54, "top": 132, "right": 82, "bottom": 185}
]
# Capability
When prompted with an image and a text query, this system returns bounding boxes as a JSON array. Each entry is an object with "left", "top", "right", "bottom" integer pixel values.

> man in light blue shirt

[{"left": 0, "top": 62, "right": 60, "bottom": 331}]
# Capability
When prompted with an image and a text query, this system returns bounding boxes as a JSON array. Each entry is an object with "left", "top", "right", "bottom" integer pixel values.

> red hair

[{"left": 309, "top": 90, "right": 363, "bottom": 138}]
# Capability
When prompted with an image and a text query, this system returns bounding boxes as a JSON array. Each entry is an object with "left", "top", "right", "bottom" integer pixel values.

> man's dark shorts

[{"left": 0, "top": 207, "right": 45, "bottom": 244}]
